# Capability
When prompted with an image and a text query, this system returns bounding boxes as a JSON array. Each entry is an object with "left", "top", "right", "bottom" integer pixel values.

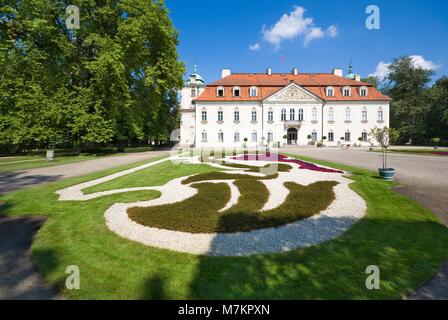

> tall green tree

[
  {"left": 426, "top": 76, "right": 448, "bottom": 144},
  {"left": 384, "top": 56, "right": 433, "bottom": 144},
  {"left": 0, "top": 0, "right": 184, "bottom": 151}
]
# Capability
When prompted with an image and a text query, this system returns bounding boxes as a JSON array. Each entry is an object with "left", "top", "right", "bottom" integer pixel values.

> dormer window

[
  {"left": 250, "top": 86, "right": 258, "bottom": 97},
  {"left": 326, "top": 86, "right": 334, "bottom": 97},
  {"left": 343, "top": 86, "right": 351, "bottom": 97},
  {"left": 233, "top": 86, "right": 241, "bottom": 97},
  {"left": 217, "top": 86, "right": 225, "bottom": 97},
  {"left": 359, "top": 86, "right": 368, "bottom": 97}
]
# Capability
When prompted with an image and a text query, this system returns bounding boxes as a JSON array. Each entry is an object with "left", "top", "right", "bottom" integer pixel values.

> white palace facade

[{"left": 179, "top": 66, "right": 391, "bottom": 148}]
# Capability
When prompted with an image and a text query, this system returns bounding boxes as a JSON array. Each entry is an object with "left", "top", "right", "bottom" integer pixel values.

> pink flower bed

[{"left": 231, "top": 153, "right": 343, "bottom": 173}]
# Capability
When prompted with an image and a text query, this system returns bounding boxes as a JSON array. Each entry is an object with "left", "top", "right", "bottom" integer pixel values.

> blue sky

[{"left": 166, "top": 0, "right": 448, "bottom": 83}]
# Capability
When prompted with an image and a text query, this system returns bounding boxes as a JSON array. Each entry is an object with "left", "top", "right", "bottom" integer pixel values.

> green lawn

[{"left": 1, "top": 153, "right": 447, "bottom": 299}]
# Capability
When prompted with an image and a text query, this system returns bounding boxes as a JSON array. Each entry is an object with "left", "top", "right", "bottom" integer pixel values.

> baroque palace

[{"left": 179, "top": 65, "right": 391, "bottom": 148}]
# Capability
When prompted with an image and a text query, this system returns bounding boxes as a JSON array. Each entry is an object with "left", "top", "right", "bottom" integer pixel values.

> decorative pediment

[{"left": 264, "top": 83, "right": 322, "bottom": 103}]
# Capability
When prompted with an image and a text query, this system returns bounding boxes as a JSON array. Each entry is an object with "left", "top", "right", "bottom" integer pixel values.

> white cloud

[
  {"left": 410, "top": 55, "right": 440, "bottom": 71},
  {"left": 261, "top": 6, "right": 336, "bottom": 48},
  {"left": 249, "top": 43, "right": 260, "bottom": 51},
  {"left": 304, "top": 27, "right": 324, "bottom": 47},
  {"left": 370, "top": 61, "right": 392, "bottom": 80},
  {"left": 370, "top": 55, "right": 441, "bottom": 80},
  {"left": 327, "top": 25, "right": 338, "bottom": 38}
]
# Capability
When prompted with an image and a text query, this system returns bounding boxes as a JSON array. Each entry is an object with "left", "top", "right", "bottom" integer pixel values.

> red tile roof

[{"left": 194, "top": 73, "right": 392, "bottom": 102}]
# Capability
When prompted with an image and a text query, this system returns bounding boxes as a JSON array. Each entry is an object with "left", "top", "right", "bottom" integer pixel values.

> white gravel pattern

[{"left": 56, "top": 154, "right": 367, "bottom": 256}]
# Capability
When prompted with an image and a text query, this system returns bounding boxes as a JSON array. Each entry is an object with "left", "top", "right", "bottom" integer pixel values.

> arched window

[
  {"left": 359, "top": 86, "right": 368, "bottom": 97},
  {"left": 201, "top": 130, "right": 207, "bottom": 142},
  {"left": 378, "top": 107, "right": 384, "bottom": 122},
  {"left": 290, "top": 108, "right": 295, "bottom": 121},
  {"left": 345, "top": 107, "right": 351, "bottom": 122},
  {"left": 326, "top": 86, "right": 334, "bottom": 97},
  {"left": 268, "top": 108, "right": 274, "bottom": 122},
  {"left": 234, "top": 108, "right": 240, "bottom": 122},
  {"left": 362, "top": 107, "right": 368, "bottom": 122},
  {"left": 298, "top": 108, "right": 304, "bottom": 121},
  {"left": 312, "top": 107, "right": 318, "bottom": 122},
  {"left": 281, "top": 108, "right": 287, "bottom": 121},
  {"left": 250, "top": 86, "right": 258, "bottom": 97},
  {"left": 342, "top": 86, "right": 351, "bottom": 97},
  {"left": 233, "top": 86, "right": 241, "bottom": 97},
  {"left": 328, "top": 107, "right": 335, "bottom": 122}
]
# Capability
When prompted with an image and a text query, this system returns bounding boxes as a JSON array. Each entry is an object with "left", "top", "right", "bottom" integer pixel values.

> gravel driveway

[{"left": 282, "top": 146, "right": 448, "bottom": 299}]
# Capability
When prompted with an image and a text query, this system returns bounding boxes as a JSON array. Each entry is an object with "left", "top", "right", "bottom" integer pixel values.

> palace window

[
  {"left": 217, "top": 86, "right": 225, "bottom": 97},
  {"left": 328, "top": 108, "right": 335, "bottom": 122},
  {"left": 234, "top": 132, "right": 240, "bottom": 143},
  {"left": 345, "top": 131, "right": 351, "bottom": 142},
  {"left": 251, "top": 131, "right": 257, "bottom": 142},
  {"left": 342, "top": 86, "right": 351, "bottom": 97},
  {"left": 218, "top": 131, "right": 224, "bottom": 143},
  {"left": 326, "top": 86, "right": 334, "bottom": 97},
  {"left": 218, "top": 110, "right": 223, "bottom": 122},
  {"left": 201, "top": 110, "right": 207, "bottom": 122},
  {"left": 267, "top": 132, "right": 274, "bottom": 143},
  {"left": 250, "top": 86, "right": 258, "bottom": 97},
  {"left": 233, "top": 86, "right": 241, "bottom": 97},
  {"left": 362, "top": 131, "right": 368, "bottom": 141},
  {"left": 298, "top": 108, "right": 304, "bottom": 121},
  {"left": 281, "top": 108, "right": 287, "bottom": 121},
  {"left": 251, "top": 109, "right": 257, "bottom": 122},
  {"left": 328, "top": 132, "right": 334, "bottom": 142},
  {"left": 378, "top": 108, "right": 384, "bottom": 122},
  {"left": 362, "top": 108, "right": 368, "bottom": 122},
  {"left": 234, "top": 109, "right": 240, "bottom": 122},
  {"left": 312, "top": 131, "right": 318, "bottom": 142},
  {"left": 201, "top": 131, "right": 207, "bottom": 142},
  {"left": 268, "top": 109, "right": 274, "bottom": 122},
  {"left": 290, "top": 109, "right": 295, "bottom": 121},
  {"left": 345, "top": 108, "right": 351, "bottom": 122},
  {"left": 360, "top": 86, "right": 368, "bottom": 97},
  {"left": 312, "top": 107, "right": 318, "bottom": 122}
]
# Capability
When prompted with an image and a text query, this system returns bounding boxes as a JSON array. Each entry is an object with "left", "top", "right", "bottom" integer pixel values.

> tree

[
  {"left": 361, "top": 76, "right": 380, "bottom": 88},
  {"left": 370, "top": 127, "right": 399, "bottom": 169},
  {"left": 0, "top": 0, "right": 184, "bottom": 152},
  {"left": 383, "top": 56, "right": 434, "bottom": 144},
  {"left": 426, "top": 77, "right": 448, "bottom": 145}
]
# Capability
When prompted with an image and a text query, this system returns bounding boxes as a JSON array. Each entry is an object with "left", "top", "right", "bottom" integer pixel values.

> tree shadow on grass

[
  {"left": 141, "top": 274, "right": 167, "bottom": 300},
  {"left": 0, "top": 216, "right": 61, "bottom": 299},
  {"left": 187, "top": 216, "right": 448, "bottom": 300}
]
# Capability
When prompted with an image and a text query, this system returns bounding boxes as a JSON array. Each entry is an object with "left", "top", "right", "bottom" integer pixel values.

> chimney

[
  {"left": 266, "top": 67, "right": 272, "bottom": 75},
  {"left": 333, "top": 68, "right": 343, "bottom": 77},
  {"left": 221, "top": 68, "right": 231, "bottom": 79},
  {"left": 292, "top": 67, "right": 299, "bottom": 76},
  {"left": 355, "top": 74, "right": 361, "bottom": 82}
]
